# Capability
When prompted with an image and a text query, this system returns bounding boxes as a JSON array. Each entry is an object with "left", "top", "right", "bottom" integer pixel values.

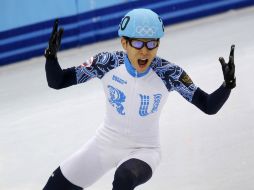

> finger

[
  {"left": 50, "top": 19, "right": 59, "bottom": 41},
  {"left": 219, "top": 57, "right": 227, "bottom": 68},
  {"left": 56, "top": 28, "right": 64, "bottom": 45},
  {"left": 58, "top": 28, "right": 64, "bottom": 38},
  {"left": 229, "top": 44, "right": 235, "bottom": 58},
  {"left": 228, "top": 56, "right": 235, "bottom": 70},
  {"left": 53, "top": 19, "right": 59, "bottom": 34}
]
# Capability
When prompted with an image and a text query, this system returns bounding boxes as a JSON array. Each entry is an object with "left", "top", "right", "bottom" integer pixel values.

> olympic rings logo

[{"left": 135, "top": 26, "right": 156, "bottom": 36}]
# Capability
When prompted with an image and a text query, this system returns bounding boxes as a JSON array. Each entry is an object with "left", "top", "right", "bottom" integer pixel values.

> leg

[
  {"left": 112, "top": 158, "right": 152, "bottom": 190},
  {"left": 43, "top": 137, "right": 115, "bottom": 189},
  {"left": 43, "top": 167, "right": 82, "bottom": 190}
]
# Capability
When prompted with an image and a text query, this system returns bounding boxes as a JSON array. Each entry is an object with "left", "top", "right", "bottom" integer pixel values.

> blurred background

[
  {"left": 1, "top": 1, "right": 254, "bottom": 190},
  {"left": 1, "top": 0, "right": 254, "bottom": 66}
]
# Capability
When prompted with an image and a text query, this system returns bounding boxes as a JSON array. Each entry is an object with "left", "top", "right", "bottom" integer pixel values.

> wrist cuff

[{"left": 225, "top": 77, "right": 236, "bottom": 89}]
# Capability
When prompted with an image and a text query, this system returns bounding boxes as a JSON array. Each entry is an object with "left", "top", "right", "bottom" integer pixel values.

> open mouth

[{"left": 138, "top": 59, "right": 148, "bottom": 68}]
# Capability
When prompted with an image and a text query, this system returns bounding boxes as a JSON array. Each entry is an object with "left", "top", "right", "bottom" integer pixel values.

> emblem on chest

[{"left": 107, "top": 85, "right": 162, "bottom": 116}]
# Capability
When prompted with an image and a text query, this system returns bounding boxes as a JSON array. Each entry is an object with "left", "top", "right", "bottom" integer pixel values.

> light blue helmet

[{"left": 118, "top": 8, "right": 164, "bottom": 39}]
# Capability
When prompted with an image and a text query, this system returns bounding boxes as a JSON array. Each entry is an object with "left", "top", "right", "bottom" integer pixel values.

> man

[{"left": 43, "top": 8, "right": 235, "bottom": 190}]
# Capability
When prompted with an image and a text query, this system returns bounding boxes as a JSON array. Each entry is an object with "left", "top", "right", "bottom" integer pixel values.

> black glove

[
  {"left": 44, "top": 19, "right": 64, "bottom": 59},
  {"left": 219, "top": 45, "right": 236, "bottom": 89}
]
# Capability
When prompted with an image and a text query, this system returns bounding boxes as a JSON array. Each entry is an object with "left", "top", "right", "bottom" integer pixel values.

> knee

[
  {"left": 113, "top": 159, "right": 153, "bottom": 190},
  {"left": 112, "top": 167, "right": 137, "bottom": 190},
  {"left": 43, "top": 167, "right": 82, "bottom": 190}
]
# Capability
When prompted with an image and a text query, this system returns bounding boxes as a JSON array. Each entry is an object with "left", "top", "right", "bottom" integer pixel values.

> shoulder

[
  {"left": 92, "top": 51, "right": 125, "bottom": 78},
  {"left": 93, "top": 51, "right": 125, "bottom": 66},
  {"left": 150, "top": 56, "right": 183, "bottom": 80},
  {"left": 75, "top": 51, "right": 125, "bottom": 81}
]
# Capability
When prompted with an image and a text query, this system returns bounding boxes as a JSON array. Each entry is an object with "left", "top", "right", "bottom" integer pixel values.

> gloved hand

[
  {"left": 219, "top": 45, "right": 236, "bottom": 89},
  {"left": 44, "top": 19, "right": 64, "bottom": 59}
]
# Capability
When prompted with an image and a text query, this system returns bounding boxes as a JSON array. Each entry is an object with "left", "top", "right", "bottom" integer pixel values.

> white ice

[{"left": 0, "top": 6, "right": 254, "bottom": 190}]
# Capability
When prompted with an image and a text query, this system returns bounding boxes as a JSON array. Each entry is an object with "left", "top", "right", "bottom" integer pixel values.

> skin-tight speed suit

[{"left": 44, "top": 51, "right": 231, "bottom": 189}]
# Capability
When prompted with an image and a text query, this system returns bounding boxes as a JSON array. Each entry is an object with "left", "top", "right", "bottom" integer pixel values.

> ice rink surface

[{"left": 1, "top": 6, "right": 254, "bottom": 190}]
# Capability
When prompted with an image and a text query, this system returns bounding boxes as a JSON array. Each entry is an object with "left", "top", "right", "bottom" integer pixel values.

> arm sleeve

[
  {"left": 172, "top": 69, "right": 198, "bottom": 102},
  {"left": 45, "top": 58, "right": 77, "bottom": 89},
  {"left": 45, "top": 51, "right": 124, "bottom": 89},
  {"left": 75, "top": 51, "right": 125, "bottom": 84},
  {"left": 151, "top": 58, "right": 231, "bottom": 115},
  {"left": 172, "top": 67, "right": 231, "bottom": 115},
  {"left": 191, "top": 84, "right": 231, "bottom": 115},
  {"left": 151, "top": 59, "right": 197, "bottom": 102}
]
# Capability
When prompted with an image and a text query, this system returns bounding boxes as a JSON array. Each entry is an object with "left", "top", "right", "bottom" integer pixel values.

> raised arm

[
  {"left": 191, "top": 45, "right": 236, "bottom": 114},
  {"left": 44, "top": 19, "right": 76, "bottom": 89}
]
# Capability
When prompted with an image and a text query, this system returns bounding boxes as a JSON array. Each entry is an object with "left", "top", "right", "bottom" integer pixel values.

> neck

[{"left": 124, "top": 55, "right": 150, "bottom": 77}]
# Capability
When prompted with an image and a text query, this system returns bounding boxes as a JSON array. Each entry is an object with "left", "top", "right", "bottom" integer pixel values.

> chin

[{"left": 137, "top": 67, "right": 148, "bottom": 73}]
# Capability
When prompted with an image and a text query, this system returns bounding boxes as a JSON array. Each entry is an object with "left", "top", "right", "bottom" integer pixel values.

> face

[{"left": 121, "top": 37, "right": 160, "bottom": 73}]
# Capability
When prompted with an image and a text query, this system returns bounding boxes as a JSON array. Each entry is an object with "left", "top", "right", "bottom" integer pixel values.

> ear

[
  {"left": 121, "top": 37, "right": 127, "bottom": 50},
  {"left": 158, "top": 40, "right": 160, "bottom": 46}
]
